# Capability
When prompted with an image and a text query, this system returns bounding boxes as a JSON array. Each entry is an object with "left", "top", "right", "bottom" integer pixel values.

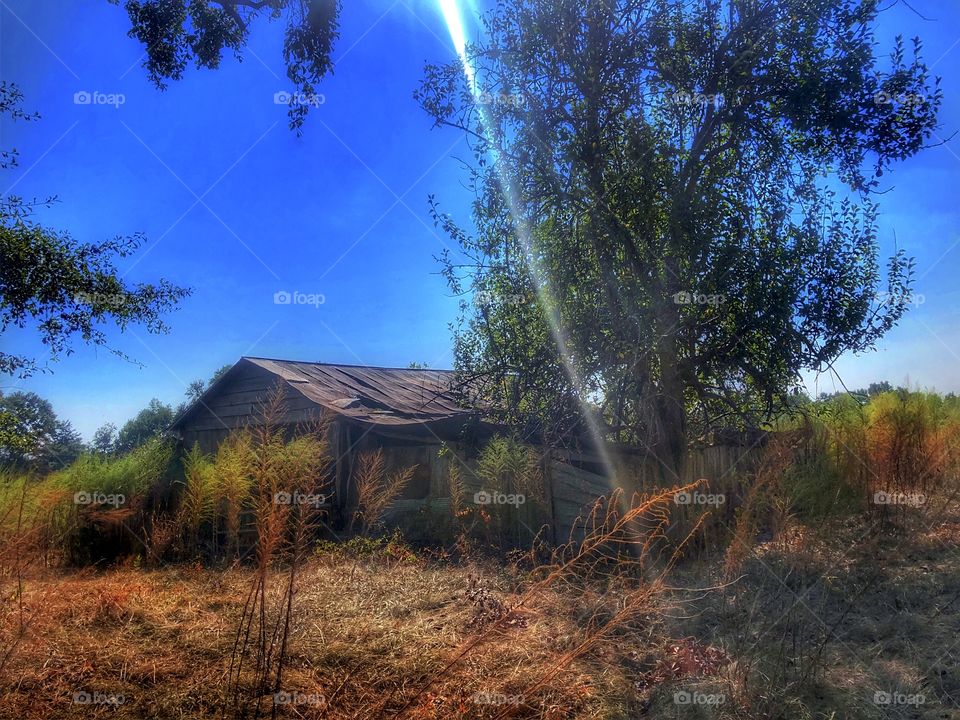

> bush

[
  {"left": 0, "top": 438, "right": 177, "bottom": 565},
  {"left": 770, "top": 390, "right": 960, "bottom": 526}
]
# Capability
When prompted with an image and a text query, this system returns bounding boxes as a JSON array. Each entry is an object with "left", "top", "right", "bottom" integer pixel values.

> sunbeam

[{"left": 435, "top": 0, "right": 621, "bottom": 493}]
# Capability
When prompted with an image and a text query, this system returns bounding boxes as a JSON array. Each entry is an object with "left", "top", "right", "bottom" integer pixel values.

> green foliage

[
  {"left": 476, "top": 435, "right": 542, "bottom": 501},
  {"left": 92, "top": 423, "right": 118, "bottom": 455},
  {"left": 38, "top": 438, "right": 176, "bottom": 563},
  {"left": 175, "top": 433, "right": 256, "bottom": 557},
  {"left": 471, "top": 435, "right": 544, "bottom": 549},
  {"left": 0, "top": 82, "right": 190, "bottom": 378},
  {"left": 116, "top": 0, "right": 340, "bottom": 132},
  {"left": 115, "top": 399, "right": 175, "bottom": 454},
  {"left": 184, "top": 363, "right": 232, "bottom": 404},
  {"left": 49, "top": 437, "right": 175, "bottom": 499},
  {"left": 772, "top": 389, "right": 960, "bottom": 521},
  {"left": 0, "top": 438, "right": 175, "bottom": 556},
  {"left": 178, "top": 443, "right": 218, "bottom": 542},
  {"left": 314, "top": 529, "right": 416, "bottom": 563},
  {"left": 0, "top": 391, "right": 84, "bottom": 472},
  {"left": 418, "top": 0, "right": 940, "bottom": 464},
  {"left": 213, "top": 429, "right": 254, "bottom": 553},
  {"left": 818, "top": 380, "right": 898, "bottom": 402},
  {"left": 170, "top": 424, "right": 329, "bottom": 560},
  {"left": 780, "top": 420, "right": 862, "bottom": 521}
]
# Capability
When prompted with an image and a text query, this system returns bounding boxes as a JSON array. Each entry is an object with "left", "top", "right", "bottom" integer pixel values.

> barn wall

[
  {"left": 544, "top": 444, "right": 761, "bottom": 543},
  {"left": 341, "top": 428, "right": 452, "bottom": 518},
  {"left": 175, "top": 365, "right": 762, "bottom": 545}
]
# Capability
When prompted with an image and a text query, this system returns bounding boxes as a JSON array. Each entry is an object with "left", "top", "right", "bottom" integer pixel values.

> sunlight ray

[{"left": 436, "top": 0, "right": 621, "bottom": 492}]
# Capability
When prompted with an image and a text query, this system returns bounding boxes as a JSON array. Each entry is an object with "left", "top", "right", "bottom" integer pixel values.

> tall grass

[
  {"left": 178, "top": 443, "right": 218, "bottom": 555},
  {"left": 227, "top": 388, "right": 332, "bottom": 719},
  {"left": 175, "top": 431, "right": 255, "bottom": 560},
  {"left": 215, "top": 430, "right": 255, "bottom": 557},
  {"left": 385, "top": 481, "right": 707, "bottom": 718},
  {"left": 350, "top": 448, "right": 416, "bottom": 536},
  {"left": 474, "top": 435, "right": 545, "bottom": 548},
  {"left": 28, "top": 438, "right": 176, "bottom": 564},
  {"left": 765, "top": 390, "right": 960, "bottom": 527}
]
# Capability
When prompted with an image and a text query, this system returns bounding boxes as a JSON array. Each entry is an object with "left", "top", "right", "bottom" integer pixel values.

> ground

[{"left": 1, "top": 506, "right": 959, "bottom": 719}]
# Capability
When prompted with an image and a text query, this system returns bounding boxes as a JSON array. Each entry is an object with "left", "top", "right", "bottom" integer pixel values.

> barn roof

[
  {"left": 247, "top": 356, "right": 470, "bottom": 425},
  {"left": 172, "top": 356, "right": 480, "bottom": 432}
]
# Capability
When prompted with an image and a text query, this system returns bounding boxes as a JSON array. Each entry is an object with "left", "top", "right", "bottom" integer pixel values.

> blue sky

[{"left": 1, "top": 0, "right": 959, "bottom": 440}]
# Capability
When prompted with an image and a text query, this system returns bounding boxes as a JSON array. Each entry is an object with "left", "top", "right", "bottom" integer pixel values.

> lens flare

[{"left": 435, "top": 0, "right": 619, "bottom": 490}]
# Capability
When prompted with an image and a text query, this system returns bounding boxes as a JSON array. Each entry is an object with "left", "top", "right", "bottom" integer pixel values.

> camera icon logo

[
  {"left": 273, "top": 91, "right": 292, "bottom": 105},
  {"left": 274, "top": 491, "right": 292, "bottom": 505},
  {"left": 674, "top": 491, "right": 692, "bottom": 505},
  {"left": 73, "top": 91, "right": 91, "bottom": 105},
  {"left": 274, "top": 291, "right": 292, "bottom": 305},
  {"left": 473, "top": 490, "right": 492, "bottom": 505},
  {"left": 673, "top": 690, "right": 692, "bottom": 705}
]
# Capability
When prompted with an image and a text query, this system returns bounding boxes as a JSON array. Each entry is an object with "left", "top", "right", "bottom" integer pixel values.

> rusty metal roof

[{"left": 242, "top": 357, "right": 472, "bottom": 427}]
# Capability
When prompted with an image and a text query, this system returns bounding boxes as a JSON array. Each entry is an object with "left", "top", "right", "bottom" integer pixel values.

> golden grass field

[{"left": 0, "top": 502, "right": 957, "bottom": 719}]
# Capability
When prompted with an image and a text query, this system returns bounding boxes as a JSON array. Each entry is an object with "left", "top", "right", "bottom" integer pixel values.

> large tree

[
  {"left": 115, "top": 398, "right": 175, "bottom": 454},
  {"left": 0, "top": 391, "right": 85, "bottom": 472},
  {"left": 0, "top": 82, "right": 191, "bottom": 378},
  {"left": 417, "top": 0, "right": 941, "bottom": 472}
]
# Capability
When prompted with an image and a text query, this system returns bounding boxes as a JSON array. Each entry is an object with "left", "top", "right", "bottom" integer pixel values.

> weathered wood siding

[
  {"left": 178, "top": 363, "right": 325, "bottom": 453},
  {"left": 175, "top": 364, "right": 762, "bottom": 545},
  {"left": 543, "top": 444, "right": 760, "bottom": 543}
]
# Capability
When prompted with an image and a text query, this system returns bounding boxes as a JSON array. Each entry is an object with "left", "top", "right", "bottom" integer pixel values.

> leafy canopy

[
  {"left": 113, "top": 0, "right": 341, "bottom": 132},
  {"left": 0, "top": 391, "right": 85, "bottom": 472},
  {"left": 115, "top": 399, "right": 176, "bottom": 454},
  {"left": 417, "top": 0, "right": 940, "bottom": 466},
  {"left": 0, "top": 82, "right": 191, "bottom": 378}
]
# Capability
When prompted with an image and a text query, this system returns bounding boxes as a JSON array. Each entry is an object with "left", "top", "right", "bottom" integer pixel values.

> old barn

[{"left": 170, "top": 356, "right": 755, "bottom": 542}]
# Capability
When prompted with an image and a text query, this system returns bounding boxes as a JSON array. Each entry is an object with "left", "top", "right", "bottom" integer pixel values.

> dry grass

[
  {"left": 0, "top": 559, "right": 589, "bottom": 719},
  {"left": 351, "top": 449, "right": 417, "bottom": 536},
  {"left": 661, "top": 500, "right": 960, "bottom": 719},
  {"left": 4, "top": 390, "right": 960, "bottom": 718},
  {"left": 0, "top": 484, "right": 695, "bottom": 719},
  {"left": 0, "top": 496, "right": 958, "bottom": 718}
]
